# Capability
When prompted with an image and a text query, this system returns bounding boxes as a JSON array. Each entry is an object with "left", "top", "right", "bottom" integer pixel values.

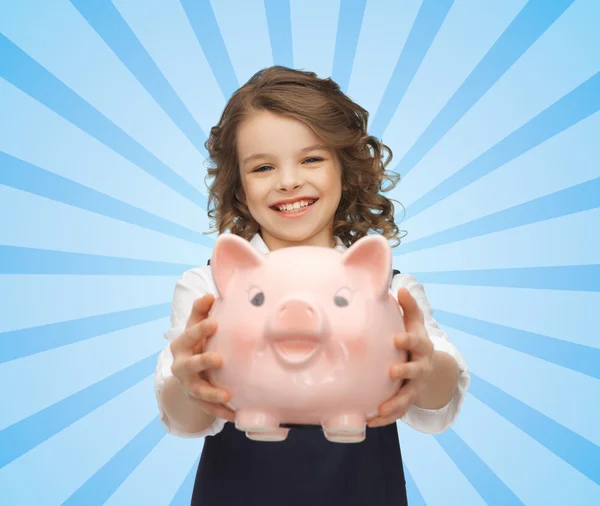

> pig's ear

[
  {"left": 211, "top": 235, "right": 264, "bottom": 298},
  {"left": 340, "top": 235, "right": 392, "bottom": 299}
]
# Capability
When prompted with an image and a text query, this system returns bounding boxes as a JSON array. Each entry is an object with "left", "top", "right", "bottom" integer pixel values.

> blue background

[{"left": 1, "top": 0, "right": 599, "bottom": 504}]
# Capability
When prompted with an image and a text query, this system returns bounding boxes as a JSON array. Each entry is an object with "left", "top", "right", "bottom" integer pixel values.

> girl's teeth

[{"left": 276, "top": 200, "right": 313, "bottom": 212}]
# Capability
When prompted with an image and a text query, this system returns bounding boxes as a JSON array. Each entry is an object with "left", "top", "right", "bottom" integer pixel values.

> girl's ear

[
  {"left": 340, "top": 235, "right": 392, "bottom": 299},
  {"left": 211, "top": 234, "right": 264, "bottom": 298}
]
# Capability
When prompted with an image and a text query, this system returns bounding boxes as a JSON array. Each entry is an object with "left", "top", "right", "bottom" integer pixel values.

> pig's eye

[
  {"left": 251, "top": 293, "right": 265, "bottom": 306},
  {"left": 248, "top": 287, "right": 265, "bottom": 307},
  {"left": 334, "top": 287, "right": 352, "bottom": 307}
]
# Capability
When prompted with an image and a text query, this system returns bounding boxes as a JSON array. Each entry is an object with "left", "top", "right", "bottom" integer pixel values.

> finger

[
  {"left": 170, "top": 349, "right": 219, "bottom": 386},
  {"left": 191, "top": 319, "right": 218, "bottom": 355},
  {"left": 390, "top": 360, "right": 424, "bottom": 380},
  {"left": 196, "top": 400, "right": 236, "bottom": 423},
  {"left": 187, "top": 379, "right": 231, "bottom": 404},
  {"left": 397, "top": 288, "right": 425, "bottom": 332},
  {"left": 392, "top": 331, "right": 408, "bottom": 349},
  {"left": 398, "top": 380, "right": 423, "bottom": 407},
  {"left": 367, "top": 415, "right": 398, "bottom": 428},
  {"left": 377, "top": 395, "right": 405, "bottom": 419},
  {"left": 394, "top": 331, "right": 433, "bottom": 357},
  {"left": 186, "top": 294, "right": 216, "bottom": 329},
  {"left": 394, "top": 331, "right": 417, "bottom": 351},
  {"left": 187, "top": 352, "right": 223, "bottom": 373},
  {"left": 173, "top": 318, "right": 217, "bottom": 354},
  {"left": 378, "top": 382, "right": 420, "bottom": 417},
  {"left": 413, "top": 333, "right": 434, "bottom": 357}
]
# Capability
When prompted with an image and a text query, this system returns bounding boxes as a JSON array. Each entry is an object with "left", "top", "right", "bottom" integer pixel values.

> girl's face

[{"left": 236, "top": 109, "right": 342, "bottom": 250}]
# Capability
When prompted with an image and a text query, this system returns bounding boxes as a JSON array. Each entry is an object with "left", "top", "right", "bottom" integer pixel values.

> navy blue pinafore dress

[{"left": 192, "top": 263, "right": 407, "bottom": 506}]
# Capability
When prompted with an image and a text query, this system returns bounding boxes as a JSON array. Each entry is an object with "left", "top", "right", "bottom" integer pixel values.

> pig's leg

[
  {"left": 246, "top": 428, "right": 290, "bottom": 442},
  {"left": 322, "top": 413, "right": 366, "bottom": 443},
  {"left": 324, "top": 430, "right": 366, "bottom": 443},
  {"left": 235, "top": 408, "right": 281, "bottom": 433}
]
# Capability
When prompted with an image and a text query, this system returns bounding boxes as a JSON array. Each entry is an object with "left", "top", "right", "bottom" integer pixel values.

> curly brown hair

[{"left": 203, "top": 65, "right": 406, "bottom": 247}]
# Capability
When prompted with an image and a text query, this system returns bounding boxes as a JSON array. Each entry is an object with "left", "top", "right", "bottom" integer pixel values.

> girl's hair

[{"left": 204, "top": 65, "right": 406, "bottom": 247}]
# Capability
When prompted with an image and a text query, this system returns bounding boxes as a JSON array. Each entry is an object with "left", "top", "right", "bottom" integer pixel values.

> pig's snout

[
  {"left": 272, "top": 299, "right": 323, "bottom": 336},
  {"left": 268, "top": 299, "right": 327, "bottom": 366}
]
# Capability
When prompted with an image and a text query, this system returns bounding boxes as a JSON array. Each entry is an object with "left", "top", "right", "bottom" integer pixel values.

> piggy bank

[{"left": 204, "top": 234, "right": 407, "bottom": 443}]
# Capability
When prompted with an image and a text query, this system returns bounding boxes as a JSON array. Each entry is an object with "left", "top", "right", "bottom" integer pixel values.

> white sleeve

[
  {"left": 391, "top": 273, "right": 470, "bottom": 434},
  {"left": 154, "top": 267, "right": 227, "bottom": 438}
]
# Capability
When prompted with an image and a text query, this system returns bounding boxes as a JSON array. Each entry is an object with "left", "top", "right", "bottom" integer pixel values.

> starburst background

[{"left": 1, "top": 0, "right": 599, "bottom": 505}]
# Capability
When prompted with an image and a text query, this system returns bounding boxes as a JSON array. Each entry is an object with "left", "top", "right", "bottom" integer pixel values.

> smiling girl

[{"left": 155, "top": 66, "right": 469, "bottom": 506}]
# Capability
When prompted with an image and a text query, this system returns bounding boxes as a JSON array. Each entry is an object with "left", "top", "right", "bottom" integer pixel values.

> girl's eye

[
  {"left": 304, "top": 157, "right": 323, "bottom": 164},
  {"left": 252, "top": 165, "right": 273, "bottom": 172},
  {"left": 253, "top": 165, "right": 273, "bottom": 173}
]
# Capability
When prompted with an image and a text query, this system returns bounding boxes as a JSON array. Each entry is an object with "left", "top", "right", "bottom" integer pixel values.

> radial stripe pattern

[{"left": 1, "top": 1, "right": 598, "bottom": 504}]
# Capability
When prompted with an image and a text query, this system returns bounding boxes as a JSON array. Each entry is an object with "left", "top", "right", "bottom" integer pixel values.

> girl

[{"left": 155, "top": 66, "right": 469, "bottom": 505}]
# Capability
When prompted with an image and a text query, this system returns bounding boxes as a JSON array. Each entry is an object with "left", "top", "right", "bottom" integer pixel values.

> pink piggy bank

[{"left": 204, "top": 234, "right": 407, "bottom": 443}]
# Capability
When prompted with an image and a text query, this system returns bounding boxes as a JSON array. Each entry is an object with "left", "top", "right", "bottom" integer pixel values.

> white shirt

[{"left": 154, "top": 234, "right": 470, "bottom": 438}]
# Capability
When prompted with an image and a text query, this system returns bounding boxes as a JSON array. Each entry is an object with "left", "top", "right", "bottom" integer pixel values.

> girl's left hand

[{"left": 367, "top": 288, "right": 435, "bottom": 428}]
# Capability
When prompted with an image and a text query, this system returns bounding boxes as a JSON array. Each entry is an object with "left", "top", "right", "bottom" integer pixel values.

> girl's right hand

[{"left": 169, "top": 294, "right": 235, "bottom": 422}]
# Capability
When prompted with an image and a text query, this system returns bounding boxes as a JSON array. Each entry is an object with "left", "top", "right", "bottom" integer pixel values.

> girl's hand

[
  {"left": 169, "top": 294, "right": 235, "bottom": 422},
  {"left": 368, "top": 288, "right": 434, "bottom": 428}
]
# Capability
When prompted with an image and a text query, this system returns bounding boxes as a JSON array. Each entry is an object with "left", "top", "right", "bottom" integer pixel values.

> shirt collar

[{"left": 249, "top": 233, "right": 347, "bottom": 253}]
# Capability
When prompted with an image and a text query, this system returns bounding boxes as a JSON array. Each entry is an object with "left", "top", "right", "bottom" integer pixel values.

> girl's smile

[{"left": 269, "top": 197, "right": 319, "bottom": 218}]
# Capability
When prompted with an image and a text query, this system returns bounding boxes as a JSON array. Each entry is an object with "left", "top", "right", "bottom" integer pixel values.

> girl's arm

[
  {"left": 154, "top": 269, "right": 228, "bottom": 438},
  {"left": 392, "top": 274, "right": 470, "bottom": 434}
]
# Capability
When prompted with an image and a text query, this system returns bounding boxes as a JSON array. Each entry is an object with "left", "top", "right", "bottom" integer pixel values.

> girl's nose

[{"left": 277, "top": 166, "right": 303, "bottom": 191}]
